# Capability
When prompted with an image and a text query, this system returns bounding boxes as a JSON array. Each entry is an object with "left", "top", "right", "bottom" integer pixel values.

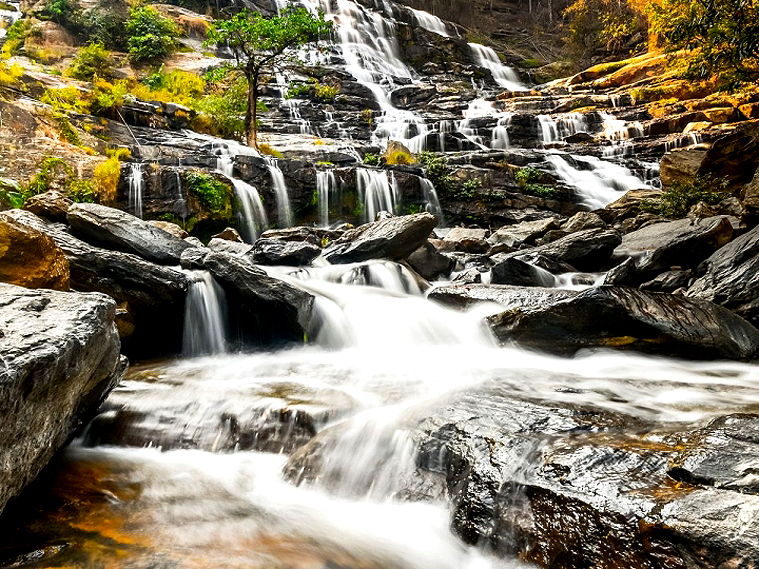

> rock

[
  {"left": 0, "top": 210, "right": 189, "bottom": 359},
  {"left": 742, "top": 167, "right": 759, "bottom": 213},
  {"left": 184, "top": 236, "right": 204, "bottom": 248},
  {"left": 260, "top": 227, "right": 344, "bottom": 247},
  {"left": 252, "top": 239, "right": 322, "bottom": 266},
  {"left": 602, "top": 257, "right": 637, "bottom": 286},
  {"left": 739, "top": 102, "right": 759, "bottom": 120},
  {"left": 640, "top": 269, "right": 693, "bottom": 292},
  {"left": 22, "top": 190, "right": 72, "bottom": 223},
  {"left": 488, "top": 285, "right": 759, "bottom": 360},
  {"left": 491, "top": 256, "right": 556, "bottom": 287},
  {"left": 0, "top": 283, "right": 125, "bottom": 515},
  {"left": 443, "top": 227, "right": 490, "bottom": 253},
  {"left": 599, "top": 189, "right": 664, "bottom": 224},
  {"left": 613, "top": 216, "right": 734, "bottom": 275},
  {"left": 429, "top": 283, "right": 576, "bottom": 311},
  {"left": 147, "top": 220, "right": 189, "bottom": 239},
  {"left": 0, "top": 216, "right": 69, "bottom": 291},
  {"left": 687, "top": 201, "right": 719, "bottom": 218},
  {"left": 324, "top": 212, "right": 438, "bottom": 264},
  {"left": 212, "top": 227, "right": 244, "bottom": 243},
  {"left": 688, "top": 224, "right": 759, "bottom": 327},
  {"left": 487, "top": 218, "right": 559, "bottom": 250},
  {"left": 208, "top": 238, "right": 254, "bottom": 256},
  {"left": 67, "top": 203, "right": 193, "bottom": 265},
  {"left": 561, "top": 211, "right": 606, "bottom": 233},
  {"left": 563, "top": 132, "right": 594, "bottom": 143},
  {"left": 182, "top": 249, "right": 314, "bottom": 344},
  {"left": 382, "top": 140, "right": 414, "bottom": 163},
  {"left": 407, "top": 241, "right": 453, "bottom": 280}
]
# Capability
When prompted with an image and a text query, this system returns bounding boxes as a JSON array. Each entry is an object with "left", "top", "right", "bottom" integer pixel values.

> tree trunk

[{"left": 245, "top": 69, "right": 259, "bottom": 148}]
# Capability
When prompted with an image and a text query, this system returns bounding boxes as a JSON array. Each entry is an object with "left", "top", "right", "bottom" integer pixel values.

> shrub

[
  {"left": 524, "top": 184, "right": 556, "bottom": 198},
  {"left": 67, "top": 42, "right": 113, "bottom": 80},
  {"left": 185, "top": 172, "right": 231, "bottom": 214},
  {"left": 363, "top": 152, "right": 379, "bottom": 166},
  {"left": 258, "top": 143, "right": 283, "bottom": 159},
  {"left": 191, "top": 74, "right": 246, "bottom": 139},
  {"left": 24, "top": 156, "right": 73, "bottom": 197},
  {"left": 515, "top": 166, "right": 546, "bottom": 186},
  {"left": 385, "top": 148, "right": 414, "bottom": 165},
  {"left": 39, "top": 0, "right": 77, "bottom": 25},
  {"left": 418, "top": 151, "right": 455, "bottom": 193},
  {"left": 0, "top": 177, "right": 24, "bottom": 208},
  {"left": 93, "top": 148, "right": 129, "bottom": 204},
  {"left": 126, "top": 6, "right": 179, "bottom": 64},
  {"left": 286, "top": 78, "right": 339, "bottom": 102},
  {"left": 68, "top": 179, "right": 97, "bottom": 202},
  {"left": 3, "top": 19, "right": 34, "bottom": 56},
  {"left": 53, "top": 112, "right": 82, "bottom": 146},
  {"left": 642, "top": 175, "right": 729, "bottom": 218},
  {"left": 134, "top": 67, "right": 204, "bottom": 105}
]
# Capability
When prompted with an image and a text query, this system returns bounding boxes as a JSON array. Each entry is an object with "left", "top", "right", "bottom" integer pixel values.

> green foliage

[
  {"left": 642, "top": 175, "right": 729, "bottom": 218},
  {"left": 286, "top": 78, "right": 338, "bottom": 101},
  {"left": 126, "top": 6, "right": 179, "bottom": 64},
  {"left": 0, "top": 177, "right": 24, "bottom": 208},
  {"left": 258, "top": 142, "right": 283, "bottom": 158},
  {"left": 515, "top": 166, "right": 546, "bottom": 186},
  {"left": 185, "top": 172, "right": 232, "bottom": 214},
  {"left": 205, "top": 6, "right": 332, "bottom": 145},
  {"left": 68, "top": 179, "right": 97, "bottom": 202},
  {"left": 134, "top": 68, "right": 205, "bottom": 105},
  {"left": 39, "top": 0, "right": 75, "bottom": 24},
  {"left": 417, "top": 151, "right": 456, "bottom": 193},
  {"left": 3, "top": 19, "right": 34, "bottom": 55},
  {"left": 67, "top": 42, "right": 114, "bottom": 80},
  {"left": 385, "top": 148, "right": 414, "bottom": 165},
  {"left": 53, "top": 112, "right": 82, "bottom": 146},
  {"left": 24, "top": 156, "right": 73, "bottom": 198},
  {"left": 93, "top": 148, "right": 129, "bottom": 205},
  {"left": 524, "top": 184, "right": 556, "bottom": 198},
  {"left": 363, "top": 152, "right": 380, "bottom": 166},
  {"left": 648, "top": 0, "right": 759, "bottom": 86},
  {"left": 360, "top": 108, "right": 373, "bottom": 127},
  {"left": 562, "top": 0, "right": 646, "bottom": 63}
]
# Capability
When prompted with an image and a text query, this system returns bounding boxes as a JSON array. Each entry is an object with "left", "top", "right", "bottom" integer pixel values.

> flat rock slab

[
  {"left": 429, "top": 284, "right": 576, "bottom": 311},
  {"left": 0, "top": 284, "right": 125, "bottom": 515},
  {"left": 487, "top": 285, "right": 759, "bottom": 360},
  {"left": 68, "top": 203, "right": 192, "bottom": 264}
]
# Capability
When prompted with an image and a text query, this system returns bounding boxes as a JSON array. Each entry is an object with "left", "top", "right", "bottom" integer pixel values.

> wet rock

[
  {"left": 491, "top": 256, "right": 556, "bottom": 287},
  {"left": 183, "top": 249, "right": 314, "bottom": 344},
  {"left": 0, "top": 283, "right": 125, "bottom": 515},
  {"left": 324, "top": 212, "right": 438, "bottom": 264},
  {"left": 147, "top": 220, "right": 189, "bottom": 239},
  {"left": 0, "top": 215, "right": 69, "bottom": 290},
  {"left": 599, "top": 189, "right": 663, "bottom": 224},
  {"left": 252, "top": 239, "right": 322, "bottom": 266},
  {"left": 614, "top": 215, "right": 734, "bottom": 275},
  {"left": 443, "top": 227, "right": 490, "bottom": 253},
  {"left": 22, "top": 190, "right": 72, "bottom": 223},
  {"left": 602, "top": 257, "right": 637, "bottom": 286},
  {"left": 487, "top": 218, "right": 560, "bottom": 250},
  {"left": 67, "top": 203, "right": 193, "bottom": 265},
  {"left": 208, "top": 238, "right": 253, "bottom": 256},
  {"left": 488, "top": 285, "right": 759, "bottom": 360},
  {"left": 212, "top": 227, "right": 243, "bottom": 242},
  {"left": 561, "top": 211, "right": 606, "bottom": 233},
  {"left": 0, "top": 210, "right": 189, "bottom": 359},
  {"left": 640, "top": 269, "right": 693, "bottom": 293},
  {"left": 260, "top": 226, "right": 344, "bottom": 247},
  {"left": 407, "top": 241, "right": 453, "bottom": 280},
  {"left": 688, "top": 224, "right": 759, "bottom": 327},
  {"left": 429, "top": 283, "right": 576, "bottom": 311}
]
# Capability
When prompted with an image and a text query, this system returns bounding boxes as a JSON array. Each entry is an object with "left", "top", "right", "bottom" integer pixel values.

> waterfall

[
  {"left": 491, "top": 114, "right": 512, "bottom": 149},
  {"left": 182, "top": 270, "right": 228, "bottom": 356},
  {"left": 468, "top": 43, "right": 525, "bottom": 91},
  {"left": 128, "top": 163, "right": 144, "bottom": 219},
  {"left": 357, "top": 168, "right": 397, "bottom": 222},
  {"left": 409, "top": 7, "right": 451, "bottom": 37},
  {"left": 600, "top": 113, "right": 644, "bottom": 157},
  {"left": 538, "top": 115, "right": 559, "bottom": 145},
  {"left": 265, "top": 158, "right": 294, "bottom": 228},
  {"left": 420, "top": 177, "right": 444, "bottom": 224},
  {"left": 317, "top": 170, "right": 337, "bottom": 227}
]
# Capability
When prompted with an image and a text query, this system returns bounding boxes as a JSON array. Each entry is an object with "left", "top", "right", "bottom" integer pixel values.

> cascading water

[
  {"left": 468, "top": 43, "right": 525, "bottom": 91},
  {"left": 356, "top": 168, "right": 398, "bottom": 222},
  {"left": 128, "top": 163, "right": 144, "bottom": 219},
  {"left": 409, "top": 7, "right": 452, "bottom": 37},
  {"left": 491, "top": 114, "right": 513, "bottom": 149},
  {"left": 182, "top": 270, "right": 228, "bottom": 356},
  {"left": 317, "top": 169, "right": 338, "bottom": 227},
  {"left": 420, "top": 177, "right": 444, "bottom": 223},
  {"left": 601, "top": 112, "right": 644, "bottom": 157},
  {"left": 265, "top": 158, "right": 294, "bottom": 228}
]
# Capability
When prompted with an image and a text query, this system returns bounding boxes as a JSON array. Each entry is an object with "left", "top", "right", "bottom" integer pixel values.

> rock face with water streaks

[
  {"left": 67, "top": 203, "right": 193, "bottom": 265},
  {"left": 0, "top": 283, "right": 125, "bottom": 515},
  {"left": 487, "top": 285, "right": 759, "bottom": 360},
  {"left": 324, "top": 212, "right": 439, "bottom": 264}
]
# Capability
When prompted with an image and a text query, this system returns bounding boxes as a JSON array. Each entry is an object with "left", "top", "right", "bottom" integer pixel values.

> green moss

[
  {"left": 520, "top": 58, "right": 544, "bottom": 69},
  {"left": 185, "top": 171, "right": 233, "bottom": 216}
]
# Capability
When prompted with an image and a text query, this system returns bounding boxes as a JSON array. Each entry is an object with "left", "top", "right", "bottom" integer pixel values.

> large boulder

[
  {"left": 490, "top": 256, "right": 556, "bottom": 287},
  {"left": 0, "top": 284, "right": 125, "bottom": 515},
  {"left": 487, "top": 218, "right": 560, "bottom": 251},
  {"left": 614, "top": 216, "right": 734, "bottom": 277},
  {"left": 324, "top": 213, "right": 438, "bottom": 264},
  {"left": 182, "top": 249, "right": 314, "bottom": 345},
  {"left": 688, "top": 224, "right": 759, "bottom": 326},
  {"left": 0, "top": 210, "right": 189, "bottom": 359},
  {"left": 487, "top": 285, "right": 759, "bottom": 360},
  {"left": 428, "top": 283, "right": 576, "bottom": 311},
  {"left": 252, "top": 239, "right": 322, "bottom": 266},
  {"left": 0, "top": 216, "right": 69, "bottom": 290},
  {"left": 407, "top": 241, "right": 453, "bottom": 280},
  {"left": 67, "top": 203, "right": 192, "bottom": 265},
  {"left": 22, "top": 190, "right": 72, "bottom": 223}
]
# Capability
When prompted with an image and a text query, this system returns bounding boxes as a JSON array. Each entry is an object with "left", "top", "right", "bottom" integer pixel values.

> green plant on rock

[
  {"left": 417, "top": 150, "right": 456, "bottom": 193},
  {"left": 126, "top": 6, "right": 179, "bottom": 65},
  {"left": 185, "top": 171, "right": 232, "bottom": 215},
  {"left": 385, "top": 148, "right": 414, "bottom": 166},
  {"left": 93, "top": 148, "right": 130, "bottom": 205},
  {"left": 67, "top": 42, "right": 114, "bottom": 80},
  {"left": 363, "top": 152, "right": 379, "bottom": 166},
  {"left": 0, "top": 177, "right": 24, "bottom": 208},
  {"left": 3, "top": 19, "right": 35, "bottom": 56},
  {"left": 53, "top": 112, "right": 82, "bottom": 146},
  {"left": 360, "top": 108, "right": 373, "bottom": 128},
  {"left": 524, "top": 184, "right": 556, "bottom": 198},
  {"left": 642, "top": 175, "right": 729, "bottom": 219},
  {"left": 286, "top": 78, "right": 339, "bottom": 102},
  {"left": 24, "top": 156, "right": 73, "bottom": 198},
  {"left": 515, "top": 166, "right": 546, "bottom": 186},
  {"left": 68, "top": 179, "right": 97, "bottom": 202}
]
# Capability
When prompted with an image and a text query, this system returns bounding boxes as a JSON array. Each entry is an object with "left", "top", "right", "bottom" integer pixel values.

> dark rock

[
  {"left": 183, "top": 249, "right": 314, "bottom": 345},
  {"left": 640, "top": 270, "right": 693, "bottom": 293},
  {"left": 260, "top": 226, "right": 344, "bottom": 247},
  {"left": 208, "top": 238, "right": 254, "bottom": 256},
  {"left": 488, "top": 219, "right": 560, "bottom": 249},
  {"left": 22, "top": 190, "right": 72, "bottom": 223},
  {"left": 688, "top": 224, "right": 759, "bottom": 326},
  {"left": 324, "top": 212, "right": 438, "bottom": 264},
  {"left": 0, "top": 283, "right": 125, "bottom": 515},
  {"left": 443, "top": 227, "right": 490, "bottom": 253},
  {"left": 67, "top": 203, "right": 193, "bottom": 265},
  {"left": 491, "top": 256, "right": 556, "bottom": 287},
  {"left": 599, "top": 189, "right": 663, "bottom": 224},
  {"left": 614, "top": 216, "right": 734, "bottom": 275},
  {"left": 561, "top": 211, "right": 606, "bottom": 233},
  {"left": 564, "top": 131, "right": 594, "bottom": 143},
  {"left": 252, "top": 239, "right": 322, "bottom": 266},
  {"left": 0, "top": 210, "right": 189, "bottom": 359},
  {"left": 602, "top": 257, "right": 637, "bottom": 286},
  {"left": 407, "top": 241, "right": 453, "bottom": 280},
  {"left": 488, "top": 285, "right": 759, "bottom": 360},
  {"left": 0, "top": 215, "right": 69, "bottom": 291}
]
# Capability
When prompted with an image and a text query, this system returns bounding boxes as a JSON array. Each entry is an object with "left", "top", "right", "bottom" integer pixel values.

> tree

[
  {"left": 205, "top": 6, "right": 332, "bottom": 147},
  {"left": 126, "top": 6, "right": 179, "bottom": 65},
  {"left": 648, "top": 0, "right": 759, "bottom": 86}
]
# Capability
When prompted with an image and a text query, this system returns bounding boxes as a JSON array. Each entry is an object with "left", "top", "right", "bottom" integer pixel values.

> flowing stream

[{"left": 8, "top": 260, "right": 759, "bottom": 567}]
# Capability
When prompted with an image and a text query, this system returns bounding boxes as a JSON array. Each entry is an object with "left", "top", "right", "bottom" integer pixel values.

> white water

[
  {"left": 128, "top": 163, "right": 144, "bottom": 219},
  {"left": 410, "top": 7, "right": 452, "bottom": 37},
  {"left": 601, "top": 112, "right": 644, "bottom": 157},
  {"left": 468, "top": 43, "right": 525, "bottom": 91},
  {"left": 317, "top": 169, "right": 338, "bottom": 227},
  {"left": 182, "top": 270, "right": 228, "bottom": 356},
  {"left": 356, "top": 168, "right": 399, "bottom": 222},
  {"left": 420, "top": 177, "right": 444, "bottom": 223},
  {"left": 265, "top": 157, "right": 295, "bottom": 228},
  {"left": 491, "top": 114, "right": 513, "bottom": 149}
]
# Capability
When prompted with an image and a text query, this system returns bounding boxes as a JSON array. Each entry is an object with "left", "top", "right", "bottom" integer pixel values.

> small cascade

[
  {"left": 174, "top": 171, "right": 188, "bottom": 223},
  {"left": 439, "top": 120, "right": 455, "bottom": 152},
  {"left": 420, "top": 177, "right": 444, "bottom": 224},
  {"left": 317, "top": 169, "right": 338, "bottom": 227},
  {"left": 356, "top": 168, "right": 398, "bottom": 222},
  {"left": 601, "top": 113, "right": 644, "bottom": 157},
  {"left": 538, "top": 113, "right": 589, "bottom": 145},
  {"left": 409, "top": 7, "right": 451, "bottom": 37},
  {"left": 538, "top": 114, "right": 559, "bottom": 145},
  {"left": 182, "top": 270, "right": 228, "bottom": 357},
  {"left": 664, "top": 132, "right": 703, "bottom": 152},
  {"left": 554, "top": 272, "right": 606, "bottom": 291},
  {"left": 128, "top": 163, "right": 144, "bottom": 219},
  {"left": 0, "top": 1, "right": 21, "bottom": 38},
  {"left": 547, "top": 154, "right": 651, "bottom": 209},
  {"left": 491, "top": 114, "right": 513, "bottom": 149},
  {"left": 468, "top": 43, "right": 525, "bottom": 91},
  {"left": 265, "top": 158, "right": 294, "bottom": 228}
]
